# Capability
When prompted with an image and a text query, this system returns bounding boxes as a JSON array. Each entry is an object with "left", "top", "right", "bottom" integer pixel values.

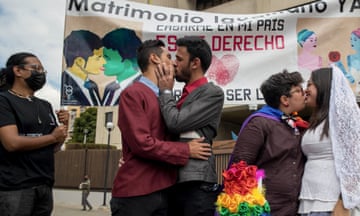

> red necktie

[{"left": 176, "top": 88, "right": 189, "bottom": 109}]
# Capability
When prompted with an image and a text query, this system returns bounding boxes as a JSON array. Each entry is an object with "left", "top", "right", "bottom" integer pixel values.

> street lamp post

[
  {"left": 83, "top": 128, "right": 89, "bottom": 177},
  {"left": 102, "top": 122, "right": 114, "bottom": 206}
]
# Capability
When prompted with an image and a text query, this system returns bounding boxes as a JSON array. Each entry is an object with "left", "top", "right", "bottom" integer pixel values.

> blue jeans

[{"left": 0, "top": 184, "right": 53, "bottom": 216}]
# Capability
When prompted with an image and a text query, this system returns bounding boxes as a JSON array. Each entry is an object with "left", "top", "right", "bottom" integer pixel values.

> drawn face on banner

[
  {"left": 84, "top": 47, "right": 106, "bottom": 75},
  {"left": 103, "top": 47, "right": 137, "bottom": 81},
  {"left": 302, "top": 33, "right": 317, "bottom": 52},
  {"left": 351, "top": 32, "right": 360, "bottom": 53},
  {"left": 102, "top": 28, "right": 141, "bottom": 83},
  {"left": 103, "top": 48, "right": 122, "bottom": 76}
]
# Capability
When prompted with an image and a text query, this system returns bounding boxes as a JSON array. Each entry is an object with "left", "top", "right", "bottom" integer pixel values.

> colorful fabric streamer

[{"left": 216, "top": 161, "right": 271, "bottom": 216}]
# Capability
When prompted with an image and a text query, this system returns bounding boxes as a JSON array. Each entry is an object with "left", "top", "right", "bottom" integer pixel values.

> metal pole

[
  {"left": 102, "top": 128, "right": 111, "bottom": 206},
  {"left": 83, "top": 129, "right": 88, "bottom": 177}
]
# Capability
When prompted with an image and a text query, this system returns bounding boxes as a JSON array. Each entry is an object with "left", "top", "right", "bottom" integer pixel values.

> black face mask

[{"left": 25, "top": 70, "right": 46, "bottom": 91}]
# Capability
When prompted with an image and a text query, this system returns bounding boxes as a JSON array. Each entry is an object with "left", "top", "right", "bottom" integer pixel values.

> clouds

[{"left": 0, "top": 0, "right": 67, "bottom": 110}]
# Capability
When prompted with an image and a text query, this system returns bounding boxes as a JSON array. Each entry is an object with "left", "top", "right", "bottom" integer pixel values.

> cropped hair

[
  {"left": 136, "top": 40, "right": 165, "bottom": 72},
  {"left": 102, "top": 28, "right": 141, "bottom": 60},
  {"left": 63, "top": 30, "right": 103, "bottom": 67},
  {"left": 308, "top": 67, "right": 332, "bottom": 139},
  {"left": 260, "top": 70, "right": 303, "bottom": 108},
  {"left": 176, "top": 36, "right": 212, "bottom": 73},
  {"left": 0, "top": 52, "right": 37, "bottom": 91},
  {"left": 297, "top": 29, "right": 314, "bottom": 47}
]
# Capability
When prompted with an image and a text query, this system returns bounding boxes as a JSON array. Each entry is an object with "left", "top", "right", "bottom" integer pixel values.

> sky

[{"left": 0, "top": 0, "right": 67, "bottom": 110}]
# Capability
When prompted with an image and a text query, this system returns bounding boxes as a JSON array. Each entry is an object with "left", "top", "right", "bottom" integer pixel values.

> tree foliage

[{"left": 70, "top": 107, "right": 97, "bottom": 143}]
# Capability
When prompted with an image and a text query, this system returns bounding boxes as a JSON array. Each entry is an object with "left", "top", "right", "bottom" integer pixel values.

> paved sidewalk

[
  {"left": 53, "top": 204, "right": 110, "bottom": 216},
  {"left": 53, "top": 189, "right": 111, "bottom": 216}
]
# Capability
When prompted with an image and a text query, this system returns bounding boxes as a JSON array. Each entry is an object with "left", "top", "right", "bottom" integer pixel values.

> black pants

[
  {"left": 0, "top": 184, "right": 53, "bottom": 216},
  {"left": 111, "top": 188, "right": 168, "bottom": 216},
  {"left": 168, "top": 181, "right": 219, "bottom": 216}
]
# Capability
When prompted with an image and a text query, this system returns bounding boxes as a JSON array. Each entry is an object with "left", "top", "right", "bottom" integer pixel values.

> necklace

[
  {"left": 7, "top": 89, "right": 42, "bottom": 124},
  {"left": 8, "top": 89, "right": 33, "bottom": 102}
]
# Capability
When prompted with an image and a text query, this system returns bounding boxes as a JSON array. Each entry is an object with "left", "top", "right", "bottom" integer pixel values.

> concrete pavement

[
  {"left": 53, "top": 204, "right": 110, "bottom": 216},
  {"left": 53, "top": 189, "right": 111, "bottom": 216}
]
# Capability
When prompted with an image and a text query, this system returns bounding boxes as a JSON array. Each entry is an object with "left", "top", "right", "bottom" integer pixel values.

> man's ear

[
  {"left": 191, "top": 57, "right": 200, "bottom": 70},
  {"left": 280, "top": 95, "right": 289, "bottom": 107},
  {"left": 74, "top": 57, "right": 86, "bottom": 68},
  {"left": 150, "top": 53, "right": 161, "bottom": 65},
  {"left": 12, "top": 66, "right": 23, "bottom": 77}
]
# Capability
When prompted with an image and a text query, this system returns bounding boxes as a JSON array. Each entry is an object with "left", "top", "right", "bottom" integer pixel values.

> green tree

[{"left": 70, "top": 107, "right": 97, "bottom": 143}]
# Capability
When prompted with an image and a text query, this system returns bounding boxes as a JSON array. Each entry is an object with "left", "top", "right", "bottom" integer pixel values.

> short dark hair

[
  {"left": 260, "top": 70, "right": 303, "bottom": 108},
  {"left": 136, "top": 40, "right": 165, "bottom": 72},
  {"left": 0, "top": 52, "right": 37, "bottom": 90},
  {"left": 102, "top": 28, "right": 141, "bottom": 60},
  {"left": 63, "top": 30, "right": 103, "bottom": 67},
  {"left": 176, "top": 36, "right": 212, "bottom": 73}
]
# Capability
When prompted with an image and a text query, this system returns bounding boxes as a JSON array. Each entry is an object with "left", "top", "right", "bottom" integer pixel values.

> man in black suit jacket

[{"left": 61, "top": 30, "right": 104, "bottom": 106}]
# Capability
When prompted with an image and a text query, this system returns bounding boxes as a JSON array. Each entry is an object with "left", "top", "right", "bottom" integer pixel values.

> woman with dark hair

[
  {"left": 0, "top": 52, "right": 68, "bottom": 216},
  {"left": 298, "top": 67, "right": 360, "bottom": 216}
]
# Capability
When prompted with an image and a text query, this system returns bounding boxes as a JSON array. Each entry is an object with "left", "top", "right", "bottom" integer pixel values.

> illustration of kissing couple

[{"left": 61, "top": 28, "right": 142, "bottom": 106}]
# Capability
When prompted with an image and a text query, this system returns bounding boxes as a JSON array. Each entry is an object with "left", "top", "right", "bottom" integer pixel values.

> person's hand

[
  {"left": 118, "top": 157, "right": 125, "bottom": 168},
  {"left": 51, "top": 125, "right": 68, "bottom": 144},
  {"left": 332, "top": 199, "right": 350, "bottom": 216},
  {"left": 52, "top": 125, "right": 68, "bottom": 152},
  {"left": 56, "top": 109, "right": 69, "bottom": 126},
  {"left": 54, "top": 142, "right": 63, "bottom": 152},
  {"left": 155, "top": 63, "right": 175, "bottom": 91},
  {"left": 188, "top": 137, "right": 212, "bottom": 160}
]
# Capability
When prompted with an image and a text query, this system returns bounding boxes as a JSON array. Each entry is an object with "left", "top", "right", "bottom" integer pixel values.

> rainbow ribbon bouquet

[{"left": 216, "top": 160, "right": 271, "bottom": 216}]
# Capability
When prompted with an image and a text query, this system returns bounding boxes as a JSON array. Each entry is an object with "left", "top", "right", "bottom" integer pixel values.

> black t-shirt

[{"left": 0, "top": 91, "right": 57, "bottom": 190}]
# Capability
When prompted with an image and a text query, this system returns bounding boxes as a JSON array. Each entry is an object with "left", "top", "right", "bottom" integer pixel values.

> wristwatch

[{"left": 161, "top": 89, "right": 172, "bottom": 95}]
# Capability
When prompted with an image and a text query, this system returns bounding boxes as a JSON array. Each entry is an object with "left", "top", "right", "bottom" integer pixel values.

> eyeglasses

[
  {"left": 18, "top": 64, "right": 47, "bottom": 74},
  {"left": 289, "top": 87, "right": 304, "bottom": 95}
]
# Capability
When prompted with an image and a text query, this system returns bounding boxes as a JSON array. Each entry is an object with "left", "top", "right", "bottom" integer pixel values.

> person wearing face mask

[{"left": 0, "top": 52, "right": 68, "bottom": 216}]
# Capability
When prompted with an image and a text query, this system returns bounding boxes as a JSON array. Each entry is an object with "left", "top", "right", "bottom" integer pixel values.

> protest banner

[{"left": 61, "top": 0, "right": 360, "bottom": 106}]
